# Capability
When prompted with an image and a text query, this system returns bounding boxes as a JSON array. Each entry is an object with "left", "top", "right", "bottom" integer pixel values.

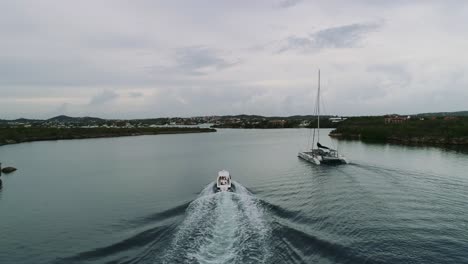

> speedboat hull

[{"left": 214, "top": 182, "right": 235, "bottom": 193}]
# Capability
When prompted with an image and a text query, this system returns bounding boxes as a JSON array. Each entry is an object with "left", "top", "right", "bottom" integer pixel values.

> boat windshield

[{"left": 218, "top": 176, "right": 229, "bottom": 185}]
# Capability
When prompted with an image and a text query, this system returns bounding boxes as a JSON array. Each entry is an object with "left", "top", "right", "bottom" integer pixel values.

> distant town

[
  {"left": 0, "top": 111, "right": 468, "bottom": 147},
  {"left": 1, "top": 111, "right": 467, "bottom": 129},
  {"left": 0, "top": 114, "right": 348, "bottom": 129}
]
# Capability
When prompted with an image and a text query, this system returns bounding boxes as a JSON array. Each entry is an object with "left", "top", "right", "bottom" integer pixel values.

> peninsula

[
  {"left": 330, "top": 114, "right": 468, "bottom": 146},
  {"left": 0, "top": 120, "right": 215, "bottom": 147}
]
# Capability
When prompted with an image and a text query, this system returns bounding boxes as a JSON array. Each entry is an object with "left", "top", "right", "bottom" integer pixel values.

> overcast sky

[{"left": 1, "top": 0, "right": 467, "bottom": 119}]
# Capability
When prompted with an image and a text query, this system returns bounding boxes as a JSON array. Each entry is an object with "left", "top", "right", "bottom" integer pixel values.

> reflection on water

[{"left": 339, "top": 137, "right": 468, "bottom": 155}]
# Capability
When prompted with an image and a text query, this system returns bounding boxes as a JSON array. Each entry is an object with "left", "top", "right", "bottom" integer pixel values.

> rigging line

[
  {"left": 313, "top": 69, "right": 321, "bottom": 146},
  {"left": 317, "top": 69, "right": 320, "bottom": 143},
  {"left": 312, "top": 83, "right": 318, "bottom": 149}
]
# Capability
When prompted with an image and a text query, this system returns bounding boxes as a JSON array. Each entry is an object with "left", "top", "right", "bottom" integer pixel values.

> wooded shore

[
  {"left": 0, "top": 127, "right": 216, "bottom": 146},
  {"left": 330, "top": 116, "right": 468, "bottom": 146}
]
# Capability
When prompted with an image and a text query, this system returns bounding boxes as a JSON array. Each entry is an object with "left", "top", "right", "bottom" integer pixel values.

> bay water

[{"left": 0, "top": 129, "right": 467, "bottom": 263}]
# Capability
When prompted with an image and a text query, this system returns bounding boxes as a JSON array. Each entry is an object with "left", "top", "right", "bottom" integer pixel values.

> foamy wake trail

[{"left": 160, "top": 181, "right": 271, "bottom": 264}]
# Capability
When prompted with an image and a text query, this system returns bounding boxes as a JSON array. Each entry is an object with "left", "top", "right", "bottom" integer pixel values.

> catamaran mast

[{"left": 317, "top": 69, "right": 320, "bottom": 141}]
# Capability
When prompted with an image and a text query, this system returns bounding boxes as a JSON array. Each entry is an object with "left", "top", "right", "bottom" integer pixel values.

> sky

[{"left": 1, "top": 0, "right": 467, "bottom": 119}]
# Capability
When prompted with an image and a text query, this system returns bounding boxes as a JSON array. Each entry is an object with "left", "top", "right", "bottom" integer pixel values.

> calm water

[{"left": 0, "top": 129, "right": 467, "bottom": 264}]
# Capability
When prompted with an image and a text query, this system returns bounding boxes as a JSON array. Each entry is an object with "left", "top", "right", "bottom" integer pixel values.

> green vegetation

[
  {"left": 0, "top": 127, "right": 216, "bottom": 146},
  {"left": 331, "top": 116, "right": 468, "bottom": 145}
]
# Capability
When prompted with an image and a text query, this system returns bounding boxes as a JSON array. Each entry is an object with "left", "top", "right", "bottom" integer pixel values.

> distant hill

[
  {"left": 47, "top": 115, "right": 105, "bottom": 123},
  {"left": 415, "top": 111, "right": 468, "bottom": 117},
  {"left": 0, "top": 118, "right": 42, "bottom": 124}
]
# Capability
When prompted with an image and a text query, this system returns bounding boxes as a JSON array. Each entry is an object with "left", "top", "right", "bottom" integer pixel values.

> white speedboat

[{"left": 216, "top": 170, "right": 232, "bottom": 192}]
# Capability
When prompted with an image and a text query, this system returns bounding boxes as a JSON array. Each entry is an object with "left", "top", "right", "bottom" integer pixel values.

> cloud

[
  {"left": 89, "top": 90, "right": 119, "bottom": 105},
  {"left": 86, "top": 33, "right": 153, "bottom": 50},
  {"left": 367, "top": 64, "right": 412, "bottom": 85},
  {"left": 1, "top": 1, "right": 467, "bottom": 118},
  {"left": 312, "top": 22, "right": 382, "bottom": 48},
  {"left": 279, "top": 21, "right": 382, "bottom": 53},
  {"left": 55, "top": 103, "right": 70, "bottom": 115},
  {"left": 172, "top": 46, "right": 239, "bottom": 75},
  {"left": 0, "top": 56, "right": 150, "bottom": 86},
  {"left": 278, "top": 0, "right": 303, "bottom": 9},
  {"left": 139, "top": 84, "right": 312, "bottom": 117},
  {"left": 128, "top": 91, "right": 144, "bottom": 98}
]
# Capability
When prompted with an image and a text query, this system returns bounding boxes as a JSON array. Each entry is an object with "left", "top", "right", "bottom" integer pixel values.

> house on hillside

[
  {"left": 269, "top": 120, "right": 286, "bottom": 127},
  {"left": 329, "top": 117, "right": 347, "bottom": 123},
  {"left": 444, "top": 116, "right": 459, "bottom": 121},
  {"left": 384, "top": 115, "right": 408, "bottom": 124}
]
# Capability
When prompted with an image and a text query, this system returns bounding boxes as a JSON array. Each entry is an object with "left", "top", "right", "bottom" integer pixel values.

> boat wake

[
  {"left": 56, "top": 182, "right": 277, "bottom": 264},
  {"left": 52, "top": 165, "right": 468, "bottom": 264},
  {"left": 161, "top": 181, "right": 271, "bottom": 264}
]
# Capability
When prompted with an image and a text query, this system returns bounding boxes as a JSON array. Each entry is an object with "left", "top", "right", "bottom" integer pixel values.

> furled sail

[{"left": 317, "top": 142, "right": 330, "bottom": 150}]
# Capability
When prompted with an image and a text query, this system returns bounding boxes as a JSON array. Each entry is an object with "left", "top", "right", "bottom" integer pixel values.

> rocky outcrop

[{"left": 1, "top": 167, "right": 17, "bottom": 174}]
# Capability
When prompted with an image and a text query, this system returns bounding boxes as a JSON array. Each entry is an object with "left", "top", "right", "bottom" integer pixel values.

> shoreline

[
  {"left": 0, "top": 127, "right": 216, "bottom": 147},
  {"left": 329, "top": 116, "right": 468, "bottom": 147},
  {"left": 329, "top": 133, "right": 468, "bottom": 146}
]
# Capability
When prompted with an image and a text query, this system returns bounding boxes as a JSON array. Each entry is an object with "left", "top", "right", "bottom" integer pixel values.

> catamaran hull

[
  {"left": 298, "top": 152, "right": 321, "bottom": 165},
  {"left": 298, "top": 152, "right": 348, "bottom": 165}
]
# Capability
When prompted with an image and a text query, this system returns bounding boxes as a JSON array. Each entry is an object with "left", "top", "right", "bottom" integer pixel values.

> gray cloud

[
  {"left": 129, "top": 92, "right": 144, "bottom": 98},
  {"left": 279, "top": 21, "right": 382, "bottom": 52},
  {"left": 0, "top": 56, "right": 150, "bottom": 87},
  {"left": 0, "top": 1, "right": 467, "bottom": 118},
  {"left": 46, "top": 102, "right": 72, "bottom": 117},
  {"left": 86, "top": 33, "right": 154, "bottom": 50},
  {"left": 313, "top": 22, "right": 382, "bottom": 48},
  {"left": 278, "top": 0, "right": 303, "bottom": 8},
  {"left": 89, "top": 90, "right": 119, "bottom": 105},
  {"left": 146, "top": 46, "right": 239, "bottom": 77},
  {"left": 173, "top": 46, "right": 239, "bottom": 75},
  {"left": 55, "top": 103, "right": 70, "bottom": 114},
  {"left": 367, "top": 64, "right": 412, "bottom": 85}
]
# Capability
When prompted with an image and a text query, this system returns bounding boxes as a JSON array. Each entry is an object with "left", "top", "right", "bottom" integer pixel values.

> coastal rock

[{"left": 2, "top": 167, "right": 17, "bottom": 174}]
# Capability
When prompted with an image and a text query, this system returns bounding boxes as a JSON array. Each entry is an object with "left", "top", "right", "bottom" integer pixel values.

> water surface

[{"left": 0, "top": 129, "right": 467, "bottom": 263}]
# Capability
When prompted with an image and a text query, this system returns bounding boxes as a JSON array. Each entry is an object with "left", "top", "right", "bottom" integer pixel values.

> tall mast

[{"left": 317, "top": 69, "right": 320, "bottom": 141}]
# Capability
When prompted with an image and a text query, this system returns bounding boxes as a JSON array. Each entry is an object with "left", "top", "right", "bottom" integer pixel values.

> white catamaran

[{"left": 298, "top": 70, "right": 348, "bottom": 165}]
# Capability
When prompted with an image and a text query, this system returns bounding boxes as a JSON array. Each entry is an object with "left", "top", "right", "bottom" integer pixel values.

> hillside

[
  {"left": 415, "top": 111, "right": 468, "bottom": 117},
  {"left": 47, "top": 115, "right": 106, "bottom": 123}
]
